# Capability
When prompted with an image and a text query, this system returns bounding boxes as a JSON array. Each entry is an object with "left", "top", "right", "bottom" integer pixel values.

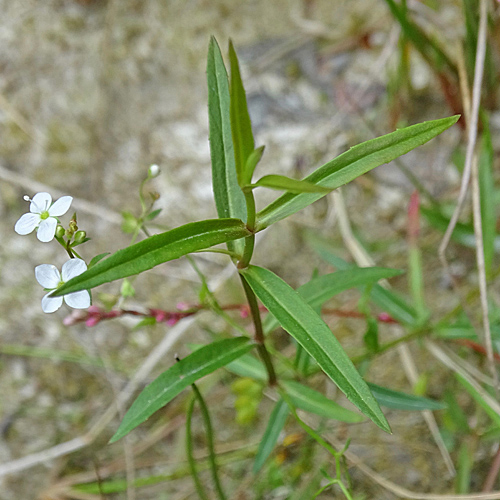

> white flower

[
  {"left": 15, "top": 192, "right": 73, "bottom": 242},
  {"left": 148, "top": 164, "right": 160, "bottom": 178},
  {"left": 35, "top": 259, "right": 91, "bottom": 313}
]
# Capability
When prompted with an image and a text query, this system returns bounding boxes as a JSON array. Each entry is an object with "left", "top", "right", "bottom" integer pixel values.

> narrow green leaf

[
  {"left": 145, "top": 208, "right": 162, "bottom": 221},
  {"left": 225, "top": 353, "right": 268, "bottom": 382},
  {"left": 253, "top": 398, "right": 289, "bottom": 473},
  {"left": 88, "top": 252, "right": 110, "bottom": 268},
  {"left": 229, "top": 40, "right": 255, "bottom": 186},
  {"left": 282, "top": 380, "right": 365, "bottom": 423},
  {"left": 110, "top": 337, "right": 254, "bottom": 442},
  {"left": 240, "top": 265, "right": 390, "bottom": 433},
  {"left": 264, "top": 267, "right": 404, "bottom": 333},
  {"left": 55, "top": 219, "right": 250, "bottom": 296},
  {"left": 370, "top": 286, "right": 419, "bottom": 326},
  {"left": 455, "top": 373, "right": 500, "bottom": 428},
  {"left": 383, "top": 0, "right": 457, "bottom": 74},
  {"left": 367, "top": 382, "right": 446, "bottom": 411},
  {"left": 245, "top": 145, "right": 265, "bottom": 183},
  {"left": 479, "top": 115, "right": 495, "bottom": 277},
  {"left": 249, "top": 174, "right": 332, "bottom": 194},
  {"left": 306, "top": 237, "right": 419, "bottom": 326},
  {"left": 207, "top": 37, "right": 247, "bottom": 256},
  {"left": 256, "top": 116, "right": 459, "bottom": 230},
  {"left": 455, "top": 440, "right": 472, "bottom": 494},
  {"left": 421, "top": 205, "right": 500, "bottom": 251}
]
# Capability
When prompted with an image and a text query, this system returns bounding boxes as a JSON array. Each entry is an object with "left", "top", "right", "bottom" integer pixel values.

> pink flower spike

[
  {"left": 167, "top": 316, "right": 179, "bottom": 326},
  {"left": 176, "top": 302, "right": 190, "bottom": 311},
  {"left": 87, "top": 305, "right": 101, "bottom": 314},
  {"left": 63, "top": 310, "right": 85, "bottom": 326},
  {"left": 150, "top": 309, "right": 167, "bottom": 322},
  {"left": 378, "top": 312, "right": 394, "bottom": 323},
  {"left": 86, "top": 316, "right": 100, "bottom": 327}
]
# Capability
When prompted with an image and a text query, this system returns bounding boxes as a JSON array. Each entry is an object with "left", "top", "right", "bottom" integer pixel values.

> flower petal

[
  {"left": 41, "top": 293, "right": 63, "bottom": 313},
  {"left": 35, "top": 264, "right": 61, "bottom": 288},
  {"left": 37, "top": 218, "right": 57, "bottom": 242},
  {"left": 61, "top": 258, "right": 87, "bottom": 281},
  {"left": 64, "top": 290, "right": 91, "bottom": 309},
  {"left": 30, "top": 192, "right": 52, "bottom": 214},
  {"left": 14, "top": 213, "right": 40, "bottom": 235},
  {"left": 49, "top": 196, "right": 73, "bottom": 217}
]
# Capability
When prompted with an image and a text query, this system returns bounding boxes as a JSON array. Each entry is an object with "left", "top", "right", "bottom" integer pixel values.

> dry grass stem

[{"left": 332, "top": 189, "right": 455, "bottom": 476}]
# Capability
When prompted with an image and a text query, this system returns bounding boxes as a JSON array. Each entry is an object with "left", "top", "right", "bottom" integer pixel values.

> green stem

[
  {"left": 279, "top": 388, "right": 337, "bottom": 456},
  {"left": 351, "top": 327, "right": 428, "bottom": 364},
  {"left": 238, "top": 190, "right": 256, "bottom": 269},
  {"left": 191, "top": 384, "right": 228, "bottom": 500},
  {"left": 186, "top": 397, "right": 210, "bottom": 500},
  {"left": 244, "top": 189, "right": 256, "bottom": 229},
  {"left": 240, "top": 275, "right": 277, "bottom": 386}
]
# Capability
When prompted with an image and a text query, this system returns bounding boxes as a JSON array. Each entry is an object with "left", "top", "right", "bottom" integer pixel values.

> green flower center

[{"left": 40, "top": 210, "right": 50, "bottom": 220}]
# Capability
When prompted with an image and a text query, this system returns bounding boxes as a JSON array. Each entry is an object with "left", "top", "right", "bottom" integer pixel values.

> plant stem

[
  {"left": 186, "top": 397, "right": 210, "bottom": 500},
  {"left": 238, "top": 190, "right": 256, "bottom": 269},
  {"left": 240, "top": 275, "right": 277, "bottom": 386},
  {"left": 191, "top": 383, "right": 228, "bottom": 500}
]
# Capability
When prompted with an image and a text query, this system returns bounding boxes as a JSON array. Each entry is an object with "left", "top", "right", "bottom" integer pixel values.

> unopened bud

[
  {"left": 148, "top": 164, "right": 160, "bottom": 178},
  {"left": 55, "top": 225, "right": 66, "bottom": 239},
  {"left": 73, "top": 230, "right": 87, "bottom": 244}
]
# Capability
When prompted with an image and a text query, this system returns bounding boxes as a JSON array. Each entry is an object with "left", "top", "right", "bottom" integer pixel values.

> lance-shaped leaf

[
  {"left": 54, "top": 219, "right": 250, "bottom": 296},
  {"left": 229, "top": 40, "right": 255, "bottom": 185},
  {"left": 253, "top": 399, "right": 289, "bottom": 473},
  {"left": 367, "top": 382, "right": 446, "bottom": 411},
  {"left": 245, "top": 145, "right": 265, "bottom": 182},
  {"left": 207, "top": 37, "right": 246, "bottom": 256},
  {"left": 240, "top": 265, "right": 390, "bottom": 433},
  {"left": 264, "top": 267, "right": 404, "bottom": 333},
  {"left": 282, "top": 380, "right": 365, "bottom": 423},
  {"left": 247, "top": 174, "right": 332, "bottom": 194},
  {"left": 256, "top": 116, "right": 459, "bottom": 230},
  {"left": 110, "top": 337, "right": 254, "bottom": 442}
]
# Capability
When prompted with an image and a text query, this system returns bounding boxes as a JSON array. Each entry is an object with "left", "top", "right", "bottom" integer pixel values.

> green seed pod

[
  {"left": 73, "top": 230, "right": 87, "bottom": 244},
  {"left": 55, "top": 225, "right": 66, "bottom": 239}
]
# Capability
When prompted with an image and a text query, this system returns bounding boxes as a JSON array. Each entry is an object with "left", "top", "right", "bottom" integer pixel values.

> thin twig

[
  {"left": 438, "top": 0, "right": 487, "bottom": 264},
  {"left": 483, "top": 447, "right": 500, "bottom": 493}
]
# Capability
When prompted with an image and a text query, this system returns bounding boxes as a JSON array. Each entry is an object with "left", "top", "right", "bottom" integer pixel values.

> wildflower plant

[{"left": 15, "top": 38, "right": 459, "bottom": 498}]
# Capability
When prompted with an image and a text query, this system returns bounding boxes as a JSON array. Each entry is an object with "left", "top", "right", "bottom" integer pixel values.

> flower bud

[
  {"left": 73, "top": 230, "right": 87, "bottom": 244},
  {"left": 148, "top": 164, "right": 160, "bottom": 178},
  {"left": 55, "top": 225, "right": 66, "bottom": 239}
]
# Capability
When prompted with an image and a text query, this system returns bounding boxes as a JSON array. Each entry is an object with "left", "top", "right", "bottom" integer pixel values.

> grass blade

[{"left": 367, "top": 382, "right": 446, "bottom": 411}]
